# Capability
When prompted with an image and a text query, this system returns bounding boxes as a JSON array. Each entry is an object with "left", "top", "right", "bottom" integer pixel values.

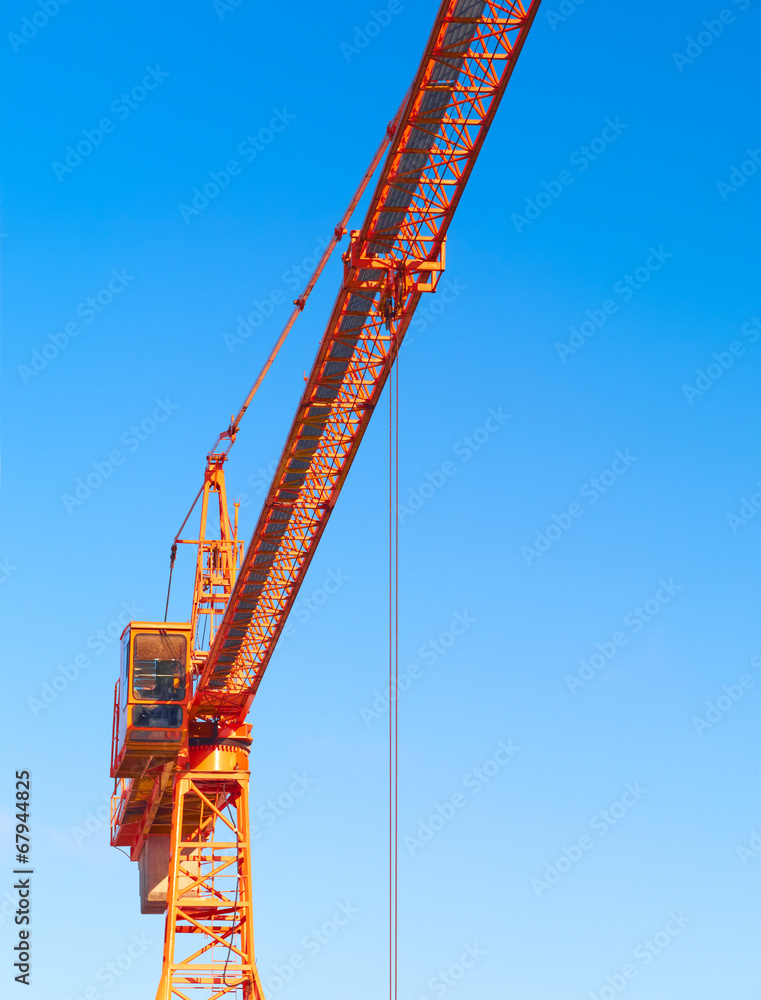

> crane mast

[{"left": 108, "top": 3, "right": 542, "bottom": 998}]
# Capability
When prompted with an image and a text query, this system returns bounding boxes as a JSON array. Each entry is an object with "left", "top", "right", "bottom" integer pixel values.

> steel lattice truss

[
  {"left": 191, "top": 0, "right": 540, "bottom": 724},
  {"left": 156, "top": 770, "right": 264, "bottom": 1000}
]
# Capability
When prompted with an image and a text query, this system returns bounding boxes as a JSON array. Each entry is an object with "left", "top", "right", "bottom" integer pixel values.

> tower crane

[{"left": 108, "top": 3, "right": 543, "bottom": 997}]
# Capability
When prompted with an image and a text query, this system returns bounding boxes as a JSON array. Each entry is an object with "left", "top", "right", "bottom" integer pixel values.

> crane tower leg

[{"left": 156, "top": 743, "right": 265, "bottom": 1000}]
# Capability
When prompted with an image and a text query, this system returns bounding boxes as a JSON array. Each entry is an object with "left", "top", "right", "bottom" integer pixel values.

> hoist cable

[
  {"left": 161, "top": 96, "right": 409, "bottom": 622},
  {"left": 389, "top": 351, "right": 399, "bottom": 1000}
]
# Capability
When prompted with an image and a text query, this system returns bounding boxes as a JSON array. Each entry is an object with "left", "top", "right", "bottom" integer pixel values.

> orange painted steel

[
  {"left": 180, "top": 455, "right": 243, "bottom": 657},
  {"left": 110, "top": 621, "right": 193, "bottom": 859},
  {"left": 206, "top": 108, "right": 406, "bottom": 465},
  {"left": 108, "top": 4, "right": 543, "bottom": 997},
  {"left": 191, "top": 0, "right": 541, "bottom": 726},
  {"left": 156, "top": 742, "right": 263, "bottom": 1000}
]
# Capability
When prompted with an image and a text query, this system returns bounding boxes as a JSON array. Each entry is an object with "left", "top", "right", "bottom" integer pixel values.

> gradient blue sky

[{"left": 2, "top": 1, "right": 760, "bottom": 998}]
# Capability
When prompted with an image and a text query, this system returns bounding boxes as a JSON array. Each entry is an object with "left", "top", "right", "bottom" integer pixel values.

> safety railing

[{"left": 110, "top": 777, "right": 131, "bottom": 847}]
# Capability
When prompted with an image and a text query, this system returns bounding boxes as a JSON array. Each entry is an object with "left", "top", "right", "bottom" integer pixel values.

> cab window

[
  {"left": 132, "top": 633, "right": 186, "bottom": 701},
  {"left": 132, "top": 705, "right": 183, "bottom": 728}
]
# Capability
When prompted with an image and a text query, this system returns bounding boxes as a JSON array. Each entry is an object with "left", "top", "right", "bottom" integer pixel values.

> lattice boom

[{"left": 191, "top": 0, "right": 539, "bottom": 723}]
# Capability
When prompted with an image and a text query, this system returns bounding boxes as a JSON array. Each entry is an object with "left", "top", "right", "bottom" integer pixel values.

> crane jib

[
  {"left": 190, "top": 0, "right": 541, "bottom": 724},
  {"left": 108, "top": 5, "right": 544, "bottom": 996}
]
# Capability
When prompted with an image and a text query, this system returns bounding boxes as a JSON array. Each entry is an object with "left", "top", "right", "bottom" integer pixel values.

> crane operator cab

[{"left": 111, "top": 621, "right": 193, "bottom": 778}]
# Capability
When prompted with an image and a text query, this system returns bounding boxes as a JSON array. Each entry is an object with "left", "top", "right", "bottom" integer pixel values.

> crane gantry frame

[{"left": 108, "top": 3, "right": 543, "bottom": 997}]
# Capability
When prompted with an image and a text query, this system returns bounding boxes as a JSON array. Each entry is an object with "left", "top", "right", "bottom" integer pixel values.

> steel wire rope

[
  {"left": 389, "top": 350, "right": 399, "bottom": 1000},
  {"left": 161, "top": 98, "right": 409, "bottom": 623}
]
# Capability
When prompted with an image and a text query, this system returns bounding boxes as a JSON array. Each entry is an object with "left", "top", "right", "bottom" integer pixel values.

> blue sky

[{"left": 1, "top": 1, "right": 760, "bottom": 998}]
